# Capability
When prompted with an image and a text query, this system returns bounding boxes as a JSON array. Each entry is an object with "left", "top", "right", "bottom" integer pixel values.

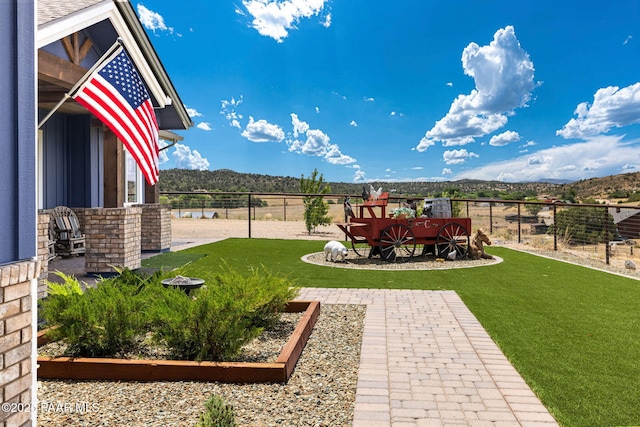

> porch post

[
  {"left": 83, "top": 206, "right": 142, "bottom": 276},
  {"left": 139, "top": 203, "right": 172, "bottom": 252}
]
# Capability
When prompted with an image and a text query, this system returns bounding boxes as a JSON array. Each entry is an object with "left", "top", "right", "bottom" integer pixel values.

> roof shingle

[{"left": 38, "top": 0, "right": 108, "bottom": 26}]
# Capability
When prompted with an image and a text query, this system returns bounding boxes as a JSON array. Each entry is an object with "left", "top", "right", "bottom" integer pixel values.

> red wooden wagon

[{"left": 336, "top": 193, "right": 472, "bottom": 263}]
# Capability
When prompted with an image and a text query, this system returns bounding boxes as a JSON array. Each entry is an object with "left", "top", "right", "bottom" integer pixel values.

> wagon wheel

[
  {"left": 351, "top": 238, "right": 371, "bottom": 258},
  {"left": 436, "top": 222, "right": 469, "bottom": 260},
  {"left": 379, "top": 224, "right": 416, "bottom": 263}
]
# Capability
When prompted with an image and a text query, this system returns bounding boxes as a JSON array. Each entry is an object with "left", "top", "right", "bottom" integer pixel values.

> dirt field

[{"left": 171, "top": 218, "right": 344, "bottom": 249}]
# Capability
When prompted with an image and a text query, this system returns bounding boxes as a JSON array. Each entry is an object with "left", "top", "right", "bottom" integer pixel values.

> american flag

[{"left": 72, "top": 46, "right": 160, "bottom": 185}]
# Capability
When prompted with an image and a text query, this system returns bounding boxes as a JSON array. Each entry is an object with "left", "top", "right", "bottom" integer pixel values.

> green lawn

[{"left": 143, "top": 238, "right": 640, "bottom": 427}]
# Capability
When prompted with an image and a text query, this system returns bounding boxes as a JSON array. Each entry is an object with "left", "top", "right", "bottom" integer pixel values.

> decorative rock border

[
  {"left": 302, "top": 250, "right": 503, "bottom": 270},
  {"left": 37, "top": 300, "right": 319, "bottom": 384}
]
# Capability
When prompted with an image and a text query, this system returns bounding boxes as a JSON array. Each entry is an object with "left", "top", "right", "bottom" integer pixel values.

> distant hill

[
  {"left": 159, "top": 168, "right": 563, "bottom": 197},
  {"left": 557, "top": 172, "right": 640, "bottom": 199},
  {"left": 157, "top": 169, "right": 640, "bottom": 200}
]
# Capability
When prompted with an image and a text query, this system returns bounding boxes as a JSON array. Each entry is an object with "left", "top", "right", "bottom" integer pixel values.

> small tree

[
  {"left": 299, "top": 169, "right": 332, "bottom": 234},
  {"left": 524, "top": 198, "right": 544, "bottom": 216},
  {"left": 548, "top": 206, "right": 615, "bottom": 245}
]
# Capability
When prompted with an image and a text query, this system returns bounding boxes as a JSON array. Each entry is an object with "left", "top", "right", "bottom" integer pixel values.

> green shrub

[
  {"left": 196, "top": 395, "right": 237, "bottom": 427},
  {"left": 40, "top": 265, "right": 298, "bottom": 361},
  {"left": 41, "top": 270, "right": 155, "bottom": 357},
  {"left": 212, "top": 265, "right": 299, "bottom": 329},
  {"left": 154, "top": 265, "right": 299, "bottom": 361}
]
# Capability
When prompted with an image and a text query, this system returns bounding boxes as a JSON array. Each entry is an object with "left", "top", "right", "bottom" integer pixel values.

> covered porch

[{"left": 36, "top": 0, "right": 193, "bottom": 297}]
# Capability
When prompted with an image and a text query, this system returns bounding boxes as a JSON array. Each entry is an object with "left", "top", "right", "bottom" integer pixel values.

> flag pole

[{"left": 38, "top": 39, "right": 124, "bottom": 129}]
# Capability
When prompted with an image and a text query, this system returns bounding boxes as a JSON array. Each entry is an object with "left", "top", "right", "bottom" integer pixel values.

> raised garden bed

[{"left": 37, "top": 300, "right": 319, "bottom": 383}]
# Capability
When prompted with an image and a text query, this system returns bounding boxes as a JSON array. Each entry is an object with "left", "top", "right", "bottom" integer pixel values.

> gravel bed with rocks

[
  {"left": 37, "top": 304, "right": 365, "bottom": 427},
  {"left": 501, "top": 242, "right": 640, "bottom": 280},
  {"left": 39, "top": 312, "right": 304, "bottom": 362},
  {"left": 303, "top": 249, "right": 501, "bottom": 270}
]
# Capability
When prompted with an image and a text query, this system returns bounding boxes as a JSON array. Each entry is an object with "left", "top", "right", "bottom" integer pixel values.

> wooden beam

[
  {"left": 79, "top": 38, "right": 93, "bottom": 63},
  {"left": 38, "top": 49, "right": 87, "bottom": 89},
  {"left": 61, "top": 35, "right": 75, "bottom": 63},
  {"left": 61, "top": 33, "right": 93, "bottom": 65},
  {"left": 37, "top": 91, "right": 69, "bottom": 103}
]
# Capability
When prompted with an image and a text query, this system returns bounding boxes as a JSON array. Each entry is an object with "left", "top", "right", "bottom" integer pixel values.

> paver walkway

[{"left": 297, "top": 288, "right": 558, "bottom": 427}]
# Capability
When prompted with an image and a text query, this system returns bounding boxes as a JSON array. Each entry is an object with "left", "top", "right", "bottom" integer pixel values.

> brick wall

[
  {"left": 36, "top": 212, "right": 51, "bottom": 299},
  {"left": 0, "top": 259, "right": 38, "bottom": 427},
  {"left": 82, "top": 207, "right": 142, "bottom": 276},
  {"left": 139, "top": 204, "right": 171, "bottom": 252}
]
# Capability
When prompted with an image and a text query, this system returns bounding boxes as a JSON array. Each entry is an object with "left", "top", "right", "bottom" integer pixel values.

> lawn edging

[{"left": 37, "top": 300, "right": 320, "bottom": 384}]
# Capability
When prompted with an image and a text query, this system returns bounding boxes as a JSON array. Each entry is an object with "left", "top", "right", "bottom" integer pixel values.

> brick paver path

[{"left": 297, "top": 288, "right": 558, "bottom": 427}]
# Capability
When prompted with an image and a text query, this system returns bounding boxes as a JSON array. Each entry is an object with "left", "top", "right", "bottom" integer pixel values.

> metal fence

[{"left": 161, "top": 191, "right": 640, "bottom": 267}]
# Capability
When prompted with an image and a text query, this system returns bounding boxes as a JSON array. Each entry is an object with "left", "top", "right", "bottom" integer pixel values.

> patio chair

[
  {"left": 51, "top": 206, "right": 86, "bottom": 257},
  {"left": 47, "top": 217, "right": 56, "bottom": 261}
]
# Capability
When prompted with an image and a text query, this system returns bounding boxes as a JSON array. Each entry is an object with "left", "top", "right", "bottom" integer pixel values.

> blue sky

[{"left": 137, "top": 1, "right": 640, "bottom": 183}]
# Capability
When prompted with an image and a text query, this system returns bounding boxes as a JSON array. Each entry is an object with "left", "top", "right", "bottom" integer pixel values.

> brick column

[
  {"left": 36, "top": 211, "right": 52, "bottom": 299},
  {"left": 0, "top": 259, "right": 39, "bottom": 427},
  {"left": 83, "top": 207, "right": 142, "bottom": 276},
  {"left": 138, "top": 204, "right": 171, "bottom": 252}
]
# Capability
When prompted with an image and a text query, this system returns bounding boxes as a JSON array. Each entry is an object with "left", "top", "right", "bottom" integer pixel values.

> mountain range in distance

[{"left": 159, "top": 168, "right": 640, "bottom": 200}]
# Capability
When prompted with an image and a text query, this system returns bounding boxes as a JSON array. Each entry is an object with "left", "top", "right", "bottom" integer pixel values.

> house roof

[
  {"left": 609, "top": 207, "right": 640, "bottom": 224},
  {"left": 37, "top": 0, "right": 193, "bottom": 131},
  {"left": 38, "top": 0, "right": 106, "bottom": 26}
]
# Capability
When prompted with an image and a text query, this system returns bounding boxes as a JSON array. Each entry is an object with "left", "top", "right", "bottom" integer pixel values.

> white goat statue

[{"left": 324, "top": 240, "right": 348, "bottom": 263}]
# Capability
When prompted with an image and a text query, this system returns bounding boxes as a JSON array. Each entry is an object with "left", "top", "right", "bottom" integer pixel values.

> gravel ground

[
  {"left": 37, "top": 304, "right": 365, "bottom": 427},
  {"left": 501, "top": 242, "right": 640, "bottom": 280},
  {"left": 304, "top": 249, "right": 501, "bottom": 270}
]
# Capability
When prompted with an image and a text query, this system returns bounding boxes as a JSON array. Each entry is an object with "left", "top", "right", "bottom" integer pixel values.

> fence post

[
  {"left": 248, "top": 193, "right": 252, "bottom": 238},
  {"left": 604, "top": 206, "right": 610, "bottom": 265},
  {"left": 517, "top": 203, "right": 522, "bottom": 243},
  {"left": 553, "top": 203, "right": 557, "bottom": 251},
  {"left": 489, "top": 202, "right": 493, "bottom": 234}
]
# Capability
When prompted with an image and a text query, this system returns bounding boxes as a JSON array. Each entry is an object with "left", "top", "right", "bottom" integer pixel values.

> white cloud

[
  {"left": 350, "top": 120, "right": 358, "bottom": 127},
  {"left": 416, "top": 136, "right": 435, "bottom": 151},
  {"left": 184, "top": 106, "right": 203, "bottom": 118},
  {"left": 291, "top": 113, "right": 309, "bottom": 137},
  {"left": 324, "top": 143, "right": 356, "bottom": 165},
  {"left": 446, "top": 82, "right": 453, "bottom": 87},
  {"left": 290, "top": 129, "right": 323, "bottom": 154},
  {"left": 332, "top": 91, "right": 347, "bottom": 100},
  {"left": 196, "top": 122, "right": 212, "bottom": 131},
  {"left": 137, "top": 4, "right": 174, "bottom": 35},
  {"left": 556, "top": 83, "right": 640, "bottom": 139},
  {"left": 241, "top": 116, "right": 285, "bottom": 142},
  {"left": 416, "top": 26, "right": 536, "bottom": 151},
  {"left": 443, "top": 149, "right": 478, "bottom": 165},
  {"left": 624, "top": 35, "right": 633, "bottom": 45},
  {"left": 315, "top": 106, "right": 320, "bottom": 113},
  {"left": 364, "top": 97, "right": 375, "bottom": 102},
  {"left": 220, "top": 96, "right": 244, "bottom": 128},
  {"left": 353, "top": 166, "right": 366, "bottom": 182},
  {"left": 412, "top": 166, "right": 423, "bottom": 170},
  {"left": 287, "top": 114, "right": 356, "bottom": 165},
  {"left": 241, "top": 0, "right": 330, "bottom": 43},
  {"left": 172, "top": 143, "right": 210, "bottom": 170},
  {"left": 442, "top": 168, "right": 452, "bottom": 175},
  {"left": 453, "top": 135, "right": 640, "bottom": 182},
  {"left": 158, "top": 139, "right": 170, "bottom": 164},
  {"left": 489, "top": 130, "right": 520, "bottom": 146},
  {"left": 322, "top": 13, "right": 331, "bottom": 28}
]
